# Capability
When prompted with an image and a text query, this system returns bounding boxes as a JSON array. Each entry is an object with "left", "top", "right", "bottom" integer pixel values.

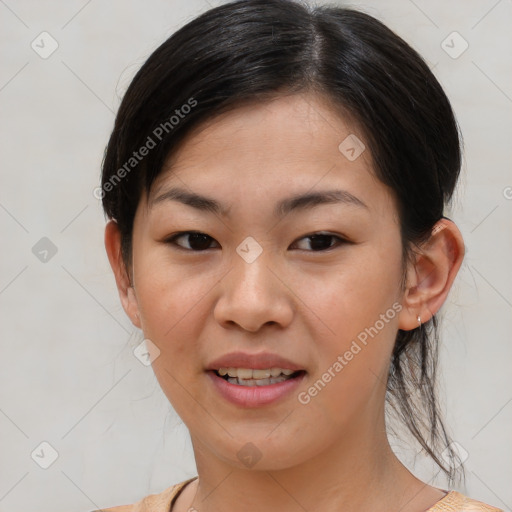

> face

[{"left": 127, "top": 93, "right": 406, "bottom": 470}]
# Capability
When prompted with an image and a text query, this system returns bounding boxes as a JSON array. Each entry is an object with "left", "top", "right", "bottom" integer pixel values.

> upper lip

[{"left": 206, "top": 351, "right": 304, "bottom": 372}]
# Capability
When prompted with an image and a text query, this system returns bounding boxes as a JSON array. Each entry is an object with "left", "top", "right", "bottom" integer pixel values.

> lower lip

[{"left": 206, "top": 370, "right": 306, "bottom": 407}]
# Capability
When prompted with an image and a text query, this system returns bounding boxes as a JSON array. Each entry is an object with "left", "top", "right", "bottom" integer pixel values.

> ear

[
  {"left": 104, "top": 220, "right": 142, "bottom": 329},
  {"left": 398, "top": 218, "right": 465, "bottom": 330}
]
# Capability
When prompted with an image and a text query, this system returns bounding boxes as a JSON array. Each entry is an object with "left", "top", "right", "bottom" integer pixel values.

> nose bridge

[
  {"left": 214, "top": 238, "right": 292, "bottom": 331},
  {"left": 230, "top": 239, "right": 276, "bottom": 301}
]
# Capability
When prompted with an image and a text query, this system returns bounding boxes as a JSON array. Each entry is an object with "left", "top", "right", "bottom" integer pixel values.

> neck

[{"left": 187, "top": 409, "right": 425, "bottom": 512}]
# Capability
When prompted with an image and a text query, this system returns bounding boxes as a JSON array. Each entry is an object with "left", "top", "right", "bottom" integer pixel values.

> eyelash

[{"left": 164, "top": 231, "right": 351, "bottom": 253}]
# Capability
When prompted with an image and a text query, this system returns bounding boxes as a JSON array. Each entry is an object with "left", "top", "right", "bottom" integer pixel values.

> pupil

[
  {"left": 189, "top": 233, "right": 211, "bottom": 251},
  {"left": 309, "top": 235, "right": 332, "bottom": 251}
]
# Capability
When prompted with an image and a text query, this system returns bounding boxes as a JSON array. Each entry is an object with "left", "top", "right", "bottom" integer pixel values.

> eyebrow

[{"left": 150, "top": 186, "right": 368, "bottom": 218}]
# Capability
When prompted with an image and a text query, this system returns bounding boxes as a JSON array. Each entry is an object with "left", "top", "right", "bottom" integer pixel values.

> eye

[
  {"left": 165, "top": 231, "right": 348, "bottom": 253},
  {"left": 291, "top": 232, "right": 349, "bottom": 252},
  {"left": 166, "top": 231, "right": 219, "bottom": 251}
]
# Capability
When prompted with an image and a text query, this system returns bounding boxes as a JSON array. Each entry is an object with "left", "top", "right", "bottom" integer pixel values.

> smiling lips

[{"left": 206, "top": 351, "right": 307, "bottom": 406}]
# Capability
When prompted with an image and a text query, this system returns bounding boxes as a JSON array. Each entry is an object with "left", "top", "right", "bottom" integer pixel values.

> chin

[{"left": 204, "top": 430, "right": 324, "bottom": 472}]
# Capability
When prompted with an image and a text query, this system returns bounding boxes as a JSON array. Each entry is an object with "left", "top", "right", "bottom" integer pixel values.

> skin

[{"left": 105, "top": 92, "right": 465, "bottom": 512}]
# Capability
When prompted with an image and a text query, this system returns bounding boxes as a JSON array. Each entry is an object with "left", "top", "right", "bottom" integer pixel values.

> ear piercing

[{"left": 417, "top": 315, "right": 421, "bottom": 327}]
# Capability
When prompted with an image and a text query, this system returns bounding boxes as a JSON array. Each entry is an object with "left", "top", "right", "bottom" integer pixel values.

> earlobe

[
  {"left": 126, "top": 285, "right": 142, "bottom": 329},
  {"left": 104, "top": 220, "right": 142, "bottom": 329},
  {"left": 398, "top": 218, "right": 465, "bottom": 331}
]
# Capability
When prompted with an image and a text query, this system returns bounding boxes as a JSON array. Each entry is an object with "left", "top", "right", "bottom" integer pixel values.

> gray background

[{"left": 0, "top": 0, "right": 511, "bottom": 511}]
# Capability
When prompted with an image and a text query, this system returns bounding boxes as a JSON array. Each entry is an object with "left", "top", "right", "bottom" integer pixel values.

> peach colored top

[{"left": 94, "top": 476, "right": 504, "bottom": 512}]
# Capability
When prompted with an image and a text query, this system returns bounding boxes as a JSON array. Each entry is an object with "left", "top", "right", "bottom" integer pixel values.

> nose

[{"left": 213, "top": 250, "right": 294, "bottom": 333}]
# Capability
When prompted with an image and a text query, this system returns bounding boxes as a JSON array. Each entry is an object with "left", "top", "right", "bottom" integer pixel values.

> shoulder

[
  {"left": 428, "top": 490, "right": 504, "bottom": 511},
  {"left": 89, "top": 485, "right": 176, "bottom": 512},
  {"left": 91, "top": 476, "right": 198, "bottom": 512},
  {"left": 92, "top": 506, "right": 134, "bottom": 512}
]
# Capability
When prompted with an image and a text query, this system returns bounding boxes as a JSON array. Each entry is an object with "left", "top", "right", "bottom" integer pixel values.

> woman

[{"left": 96, "top": 0, "right": 502, "bottom": 510}]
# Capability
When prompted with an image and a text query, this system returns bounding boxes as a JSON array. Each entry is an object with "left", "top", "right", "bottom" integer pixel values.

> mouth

[
  {"left": 205, "top": 351, "right": 307, "bottom": 406},
  {"left": 212, "top": 367, "right": 306, "bottom": 387},
  {"left": 206, "top": 367, "right": 307, "bottom": 407}
]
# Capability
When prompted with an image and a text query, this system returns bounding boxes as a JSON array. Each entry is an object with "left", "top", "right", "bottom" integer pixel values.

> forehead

[
  {"left": 150, "top": 93, "right": 374, "bottom": 193},
  {"left": 141, "top": 92, "right": 396, "bottom": 223}
]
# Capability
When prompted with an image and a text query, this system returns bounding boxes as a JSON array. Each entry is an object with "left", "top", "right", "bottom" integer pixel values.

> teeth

[
  {"left": 218, "top": 367, "right": 297, "bottom": 379},
  {"left": 226, "top": 374, "right": 291, "bottom": 386},
  {"left": 252, "top": 369, "right": 271, "bottom": 379}
]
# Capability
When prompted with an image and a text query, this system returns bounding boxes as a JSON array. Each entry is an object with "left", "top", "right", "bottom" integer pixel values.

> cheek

[
  {"left": 134, "top": 261, "right": 214, "bottom": 419},
  {"left": 305, "top": 245, "right": 403, "bottom": 341},
  {"left": 298, "top": 245, "right": 403, "bottom": 411},
  {"left": 133, "top": 251, "right": 216, "bottom": 359}
]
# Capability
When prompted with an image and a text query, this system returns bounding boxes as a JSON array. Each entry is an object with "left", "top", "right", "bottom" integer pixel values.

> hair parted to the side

[{"left": 100, "top": 0, "right": 465, "bottom": 485}]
